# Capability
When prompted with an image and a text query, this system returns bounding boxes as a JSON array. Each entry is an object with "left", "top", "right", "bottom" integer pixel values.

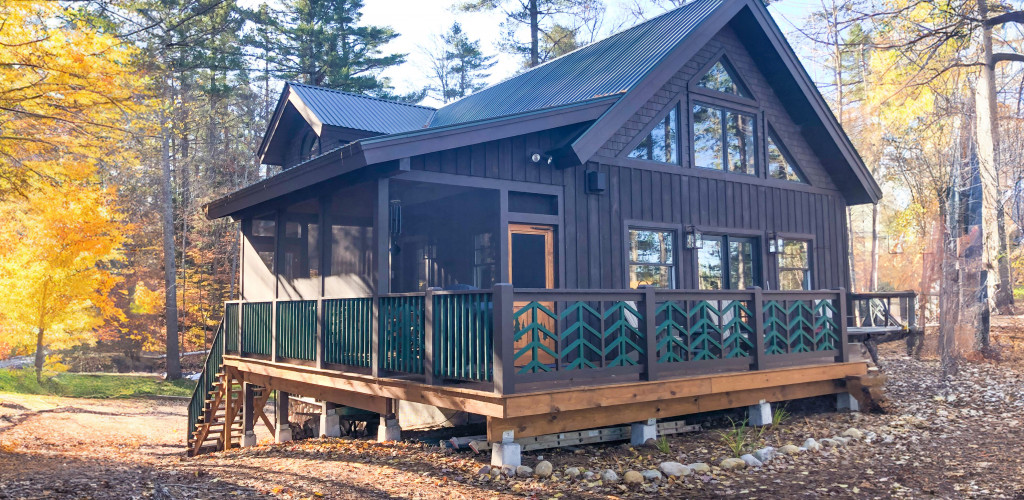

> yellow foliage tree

[{"left": 0, "top": 0, "right": 147, "bottom": 380}]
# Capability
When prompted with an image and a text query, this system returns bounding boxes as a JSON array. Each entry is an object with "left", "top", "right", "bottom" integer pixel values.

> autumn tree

[{"left": 0, "top": 0, "right": 143, "bottom": 380}]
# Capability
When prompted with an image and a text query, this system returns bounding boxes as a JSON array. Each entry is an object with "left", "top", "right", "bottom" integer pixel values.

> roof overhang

[
  {"left": 257, "top": 84, "right": 326, "bottom": 166},
  {"left": 568, "top": 0, "right": 882, "bottom": 205},
  {"left": 205, "top": 96, "right": 617, "bottom": 219}
]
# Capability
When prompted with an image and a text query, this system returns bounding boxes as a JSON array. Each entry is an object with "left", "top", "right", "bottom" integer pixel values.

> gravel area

[{"left": 2, "top": 327, "right": 1024, "bottom": 499}]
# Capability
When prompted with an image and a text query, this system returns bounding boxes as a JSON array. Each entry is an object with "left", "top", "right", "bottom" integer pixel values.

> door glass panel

[
  {"left": 511, "top": 233, "right": 547, "bottom": 288},
  {"left": 698, "top": 237, "right": 723, "bottom": 290},
  {"left": 729, "top": 238, "right": 756, "bottom": 289}
]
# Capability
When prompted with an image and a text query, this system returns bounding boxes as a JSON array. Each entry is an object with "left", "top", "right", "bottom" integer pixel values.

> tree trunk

[
  {"left": 529, "top": 0, "right": 539, "bottom": 67},
  {"left": 976, "top": 0, "right": 1015, "bottom": 315},
  {"left": 34, "top": 327, "right": 45, "bottom": 383},
  {"left": 161, "top": 108, "right": 182, "bottom": 380},
  {"left": 938, "top": 198, "right": 960, "bottom": 380}
]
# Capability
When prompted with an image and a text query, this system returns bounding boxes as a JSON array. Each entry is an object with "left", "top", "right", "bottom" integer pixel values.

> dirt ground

[{"left": 2, "top": 321, "right": 1024, "bottom": 499}]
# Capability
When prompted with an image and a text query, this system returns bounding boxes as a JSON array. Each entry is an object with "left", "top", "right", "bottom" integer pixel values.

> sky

[{"left": 357, "top": 0, "right": 826, "bottom": 107}]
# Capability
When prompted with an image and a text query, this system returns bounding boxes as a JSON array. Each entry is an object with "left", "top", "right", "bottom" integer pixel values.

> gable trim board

[{"left": 208, "top": 0, "right": 880, "bottom": 220}]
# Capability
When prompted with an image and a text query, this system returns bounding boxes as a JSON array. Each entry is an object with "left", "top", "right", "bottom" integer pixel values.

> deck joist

[{"left": 222, "top": 356, "right": 867, "bottom": 441}]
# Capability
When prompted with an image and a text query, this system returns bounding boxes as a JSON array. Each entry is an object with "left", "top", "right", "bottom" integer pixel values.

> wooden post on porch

[
  {"left": 423, "top": 287, "right": 440, "bottom": 385},
  {"left": 275, "top": 390, "right": 292, "bottom": 443},
  {"left": 492, "top": 283, "right": 515, "bottom": 395},
  {"left": 751, "top": 287, "right": 766, "bottom": 371},
  {"left": 835, "top": 288, "right": 850, "bottom": 363},
  {"left": 242, "top": 382, "right": 256, "bottom": 447},
  {"left": 639, "top": 286, "right": 657, "bottom": 381}
]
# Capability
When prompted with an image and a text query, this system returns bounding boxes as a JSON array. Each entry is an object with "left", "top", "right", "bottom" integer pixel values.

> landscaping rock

[
  {"left": 740, "top": 454, "right": 763, "bottom": 467},
  {"left": 658, "top": 461, "right": 690, "bottom": 477},
  {"left": 500, "top": 465, "right": 516, "bottom": 476},
  {"left": 515, "top": 465, "right": 533, "bottom": 478},
  {"left": 600, "top": 469, "right": 619, "bottom": 482},
  {"left": 779, "top": 444, "right": 802, "bottom": 455},
  {"left": 752, "top": 446, "right": 777, "bottom": 463},
  {"left": 842, "top": 428, "right": 864, "bottom": 440},
  {"left": 803, "top": 438, "right": 822, "bottom": 452},
  {"left": 623, "top": 470, "right": 644, "bottom": 484},
  {"left": 832, "top": 436, "right": 851, "bottom": 446},
  {"left": 477, "top": 465, "right": 491, "bottom": 475},
  {"left": 564, "top": 467, "right": 581, "bottom": 479},
  {"left": 820, "top": 438, "right": 839, "bottom": 448},
  {"left": 688, "top": 462, "right": 711, "bottom": 474},
  {"left": 583, "top": 471, "right": 597, "bottom": 480},
  {"left": 641, "top": 469, "right": 663, "bottom": 482},
  {"left": 534, "top": 461, "right": 553, "bottom": 478},
  {"left": 719, "top": 457, "right": 747, "bottom": 470},
  {"left": 489, "top": 467, "right": 501, "bottom": 477}
]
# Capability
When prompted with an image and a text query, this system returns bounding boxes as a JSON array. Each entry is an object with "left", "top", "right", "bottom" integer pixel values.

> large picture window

[
  {"left": 629, "top": 107, "right": 678, "bottom": 164},
  {"left": 628, "top": 228, "right": 675, "bottom": 288},
  {"left": 698, "top": 235, "right": 759, "bottom": 290},
  {"left": 697, "top": 58, "right": 752, "bottom": 98},
  {"left": 693, "top": 103, "right": 756, "bottom": 176},
  {"left": 778, "top": 239, "right": 812, "bottom": 290}
]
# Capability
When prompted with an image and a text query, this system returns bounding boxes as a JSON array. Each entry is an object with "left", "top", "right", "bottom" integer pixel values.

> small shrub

[
  {"left": 718, "top": 418, "right": 754, "bottom": 457},
  {"left": 772, "top": 405, "right": 791, "bottom": 426},
  {"left": 655, "top": 436, "right": 671, "bottom": 454}
]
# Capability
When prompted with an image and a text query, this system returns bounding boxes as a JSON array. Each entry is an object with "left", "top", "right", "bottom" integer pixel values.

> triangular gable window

[
  {"left": 767, "top": 130, "right": 806, "bottom": 183},
  {"left": 698, "top": 59, "right": 752, "bottom": 98},
  {"left": 628, "top": 107, "right": 678, "bottom": 163}
]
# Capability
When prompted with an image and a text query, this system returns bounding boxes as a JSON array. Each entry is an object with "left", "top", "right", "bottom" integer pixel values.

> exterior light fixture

[
  {"left": 529, "top": 151, "right": 555, "bottom": 166},
  {"left": 530, "top": 152, "right": 542, "bottom": 163},
  {"left": 685, "top": 226, "right": 703, "bottom": 249},
  {"left": 768, "top": 233, "right": 784, "bottom": 253}
]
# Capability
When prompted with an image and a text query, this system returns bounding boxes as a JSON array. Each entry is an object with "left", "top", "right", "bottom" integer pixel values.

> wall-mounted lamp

[
  {"left": 685, "top": 226, "right": 703, "bottom": 249},
  {"left": 768, "top": 233, "right": 784, "bottom": 253},
  {"left": 529, "top": 151, "right": 554, "bottom": 166}
]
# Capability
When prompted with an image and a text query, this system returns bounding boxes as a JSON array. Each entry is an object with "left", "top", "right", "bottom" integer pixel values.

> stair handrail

[{"left": 187, "top": 318, "right": 225, "bottom": 451}]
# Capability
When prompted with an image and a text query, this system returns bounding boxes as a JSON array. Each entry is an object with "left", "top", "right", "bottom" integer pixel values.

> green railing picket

[
  {"left": 324, "top": 298, "right": 373, "bottom": 367},
  {"left": 224, "top": 303, "right": 239, "bottom": 353},
  {"left": 762, "top": 297, "right": 840, "bottom": 355},
  {"left": 379, "top": 296, "right": 425, "bottom": 374},
  {"left": 276, "top": 300, "right": 317, "bottom": 361},
  {"left": 433, "top": 293, "right": 493, "bottom": 382},
  {"left": 241, "top": 302, "right": 272, "bottom": 356}
]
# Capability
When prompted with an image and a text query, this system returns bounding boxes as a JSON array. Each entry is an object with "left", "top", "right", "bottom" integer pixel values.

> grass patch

[{"left": 0, "top": 368, "right": 195, "bottom": 399}]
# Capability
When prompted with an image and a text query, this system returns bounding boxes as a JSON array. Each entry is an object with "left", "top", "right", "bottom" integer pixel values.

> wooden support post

[
  {"left": 276, "top": 390, "right": 292, "bottom": 443},
  {"left": 222, "top": 371, "right": 234, "bottom": 449},
  {"left": 423, "top": 287, "right": 438, "bottom": 385},
  {"left": 242, "top": 382, "right": 256, "bottom": 447},
  {"left": 492, "top": 284, "right": 515, "bottom": 395},
  {"left": 835, "top": 289, "right": 850, "bottom": 363},
  {"left": 639, "top": 286, "right": 657, "bottom": 381},
  {"left": 751, "top": 287, "right": 766, "bottom": 371},
  {"left": 378, "top": 398, "right": 401, "bottom": 442}
]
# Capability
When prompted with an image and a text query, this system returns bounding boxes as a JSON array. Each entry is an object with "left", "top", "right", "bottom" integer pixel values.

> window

[
  {"left": 473, "top": 232, "right": 496, "bottom": 289},
  {"left": 693, "top": 103, "right": 756, "bottom": 175},
  {"left": 629, "top": 107, "right": 678, "bottom": 163},
  {"left": 280, "top": 199, "right": 320, "bottom": 281},
  {"left": 778, "top": 239, "right": 811, "bottom": 290},
  {"left": 767, "top": 130, "right": 805, "bottom": 183},
  {"left": 251, "top": 213, "right": 277, "bottom": 271},
  {"left": 698, "top": 235, "right": 759, "bottom": 290},
  {"left": 697, "top": 59, "right": 752, "bottom": 98},
  {"left": 628, "top": 229, "right": 675, "bottom": 288}
]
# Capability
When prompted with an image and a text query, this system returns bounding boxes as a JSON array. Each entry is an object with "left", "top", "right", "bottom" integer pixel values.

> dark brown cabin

[{"left": 188, "top": 0, "right": 912, "bottom": 463}]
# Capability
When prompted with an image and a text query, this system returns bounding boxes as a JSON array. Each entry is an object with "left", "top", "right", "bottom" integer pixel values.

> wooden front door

[{"left": 508, "top": 224, "right": 556, "bottom": 368}]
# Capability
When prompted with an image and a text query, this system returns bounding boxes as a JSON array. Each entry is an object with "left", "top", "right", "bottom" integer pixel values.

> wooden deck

[{"left": 223, "top": 355, "right": 867, "bottom": 441}]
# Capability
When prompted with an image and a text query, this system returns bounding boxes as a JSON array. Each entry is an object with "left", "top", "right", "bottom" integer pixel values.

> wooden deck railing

[
  {"left": 847, "top": 291, "right": 918, "bottom": 332},
  {"left": 221, "top": 285, "right": 851, "bottom": 395}
]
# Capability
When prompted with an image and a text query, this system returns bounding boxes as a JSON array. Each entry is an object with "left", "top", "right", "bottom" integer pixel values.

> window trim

[
  {"left": 624, "top": 221, "right": 682, "bottom": 289},
  {"left": 765, "top": 124, "right": 808, "bottom": 184},
  {"left": 690, "top": 100, "right": 760, "bottom": 177},
  {"left": 694, "top": 231, "right": 763, "bottom": 290},
  {"left": 775, "top": 236, "right": 814, "bottom": 290}
]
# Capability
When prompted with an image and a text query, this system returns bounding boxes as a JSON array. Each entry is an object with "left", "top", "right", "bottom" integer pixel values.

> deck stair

[{"left": 187, "top": 321, "right": 247, "bottom": 456}]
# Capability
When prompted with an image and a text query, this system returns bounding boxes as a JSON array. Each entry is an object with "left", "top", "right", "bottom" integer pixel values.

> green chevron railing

[{"left": 220, "top": 286, "right": 850, "bottom": 394}]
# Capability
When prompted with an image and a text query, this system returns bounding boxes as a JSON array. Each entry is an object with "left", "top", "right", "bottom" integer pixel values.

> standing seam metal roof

[
  {"left": 288, "top": 82, "right": 435, "bottom": 134},
  {"left": 285, "top": 0, "right": 724, "bottom": 134},
  {"left": 427, "top": 0, "right": 724, "bottom": 127}
]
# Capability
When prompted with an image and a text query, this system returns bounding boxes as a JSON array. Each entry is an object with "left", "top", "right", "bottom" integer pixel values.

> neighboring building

[{"left": 190, "top": 0, "right": 889, "bottom": 463}]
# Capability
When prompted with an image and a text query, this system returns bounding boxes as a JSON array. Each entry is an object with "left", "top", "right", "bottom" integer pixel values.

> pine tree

[
  {"left": 428, "top": 23, "right": 496, "bottom": 103},
  {"left": 246, "top": 0, "right": 405, "bottom": 95}
]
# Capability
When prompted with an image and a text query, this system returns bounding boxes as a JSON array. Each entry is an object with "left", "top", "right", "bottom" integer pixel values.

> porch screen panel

[
  {"left": 325, "top": 184, "right": 375, "bottom": 297},
  {"left": 279, "top": 198, "right": 321, "bottom": 299}
]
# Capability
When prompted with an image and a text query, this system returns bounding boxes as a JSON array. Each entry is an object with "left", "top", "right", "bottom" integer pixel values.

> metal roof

[
  {"left": 288, "top": 82, "right": 435, "bottom": 134},
  {"left": 428, "top": 0, "right": 724, "bottom": 128}
]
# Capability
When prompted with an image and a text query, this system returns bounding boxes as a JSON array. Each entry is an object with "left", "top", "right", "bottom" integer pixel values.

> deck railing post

[
  {"left": 835, "top": 288, "right": 850, "bottom": 363},
  {"left": 271, "top": 300, "right": 279, "bottom": 363},
  {"left": 423, "top": 288, "right": 439, "bottom": 385},
  {"left": 907, "top": 294, "right": 917, "bottom": 330},
  {"left": 751, "top": 287, "right": 765, "bottom": 371},
  {"left": 371, "top": 295, "right": 381, "bottom": 378},
  {"left": 639, "top": 286, "right": 658, "bottom": 381},
  {"left": 239, "top": 302, "right": 246, "bottom": 357},
  {"left": 492, "top": 283, "right": 515, "bottom": 395},
  {"left": 316, "top": 297, "right": 325, "bottom": 369}
]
